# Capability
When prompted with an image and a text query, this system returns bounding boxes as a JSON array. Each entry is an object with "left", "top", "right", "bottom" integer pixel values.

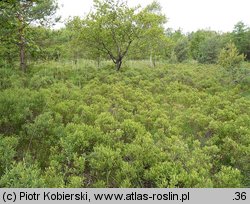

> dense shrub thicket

[{"left": 0, "top": 61, "right": 250, "bottom": 187}]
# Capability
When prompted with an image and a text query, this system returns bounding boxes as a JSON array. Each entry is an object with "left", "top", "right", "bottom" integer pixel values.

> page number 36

[{"left": 234, "top": 192, "right": 247, "bottom": 201}]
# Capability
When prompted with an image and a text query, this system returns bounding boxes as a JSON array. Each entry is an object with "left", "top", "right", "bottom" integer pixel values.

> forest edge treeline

[{"left": 1, "top": 0, "right": 250, "bottom": 74}]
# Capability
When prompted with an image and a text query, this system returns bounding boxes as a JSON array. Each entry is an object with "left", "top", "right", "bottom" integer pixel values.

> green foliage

[
  {"left": 129, "top": 1, "right": 166, "bottom": 66},
  {"left": 214, "top": 166, "right": 243, "bottom": 188},
  {"left": 22, "top": 112, "right": 64, "bottom": 167},
  {"left": 72, "top": 0, "right": 166, "bottom": 70},
  {"left": 0, "top": 89, "right": 46, "bottom": 135},
  {"left": 0, "top": 136, "right": 18, "bottom": 176},
  {"left": 1, "top": 60, "right": 249, "bottom": 187},
  {"left": 174, "top": 38, "right": 190, "bottom": 62},
  {"left": 28, "top": 26, "right": 68, "bottom": 61},
  {"left": 197, "top": 35, "right": 223, "bottom": 64},
  {"left": 218, "top": 42, "right": 245, "bottom": 81},
  {"left": 189, "top": 30, "right": 216, "bottom": 60},
  {"left": 0, "top": 160, "right": 45, "bottom": 188},
  {"left": 0, "top": 2, "right": 250, "bottom": 187},
  {"left": 232, "top": 22, "right": 250, "bottom": 60},
  {"left": 218, "top": 43, "right": 245, "bottom": 69},
  {"left": 0, "top": 0, "right": 58, "bottom": 71}
]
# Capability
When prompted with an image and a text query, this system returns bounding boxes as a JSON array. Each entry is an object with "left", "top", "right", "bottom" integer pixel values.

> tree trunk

[
  {"left": 153, "top": 54, "right": 156, "bottom": 67},
  {"left": 150, "top": 50, "right": 156, "bottom": 67},
  {"left": 97, "top": 56, "right": 100, "bottom": 68},
  {"left": 150, "top": 52, "right": 153, "bottom": 67},
  {"left": 18, "top": 14, "right": 26, "bottom": 72},
  {"left": 19, "top": 40, "right": 26, "bottom": 72},
  {"left": 116, "top": 59, "right": 122, "bottom": 71}
]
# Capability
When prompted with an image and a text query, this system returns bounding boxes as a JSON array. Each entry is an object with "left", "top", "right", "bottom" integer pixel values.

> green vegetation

[
  {"left": 218, "top": 42, "right": 246, "bottom": 82},
  {"left": 0, "top": 60, "right": 249, "bottom": 187},
  {"left": 0, "top": 0, "right": 250, "bottom": 188},
  {"left": 0, "top": 0, "right": 58, "bottom": 72}
]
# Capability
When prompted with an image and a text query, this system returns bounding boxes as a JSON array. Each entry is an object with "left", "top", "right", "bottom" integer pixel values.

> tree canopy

[
  {"left": 0, "top": 0, "right": 58, "bottom": 71},
  {"left": 76, "top": 0, "right": 166, "bottom": 71}
]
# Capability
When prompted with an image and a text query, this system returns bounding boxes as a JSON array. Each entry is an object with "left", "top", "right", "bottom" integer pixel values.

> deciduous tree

[
  {"left": 0, "top": 0, "right": 58, "bottom": 72},
  {"left": 79, "top": 0, "right": 166, "bottom": 71}
]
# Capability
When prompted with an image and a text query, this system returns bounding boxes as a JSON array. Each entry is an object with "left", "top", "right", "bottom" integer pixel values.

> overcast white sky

[{"left": 56, "top": 0, "right": 250, "bottom": 32}]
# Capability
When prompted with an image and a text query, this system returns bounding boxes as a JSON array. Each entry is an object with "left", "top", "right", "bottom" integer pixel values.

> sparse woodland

[{"left": 0, "top": 0, "right": 250, "bottom": 188}]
